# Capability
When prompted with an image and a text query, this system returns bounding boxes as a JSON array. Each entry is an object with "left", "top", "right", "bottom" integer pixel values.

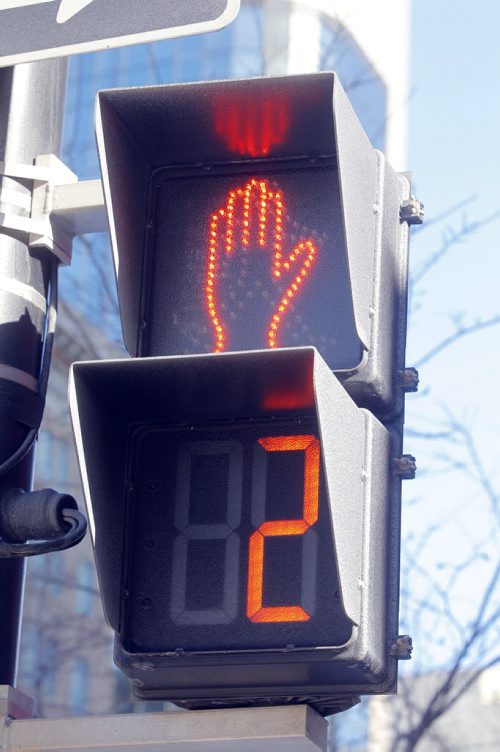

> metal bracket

[
  {"left": 0, "top": 701, "right": 326, "bottom": 752},
  {"left": 0, "top": 154, "right": 107, "bottom": 265}
]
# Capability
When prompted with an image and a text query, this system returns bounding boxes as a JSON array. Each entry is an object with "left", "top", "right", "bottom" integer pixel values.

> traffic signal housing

[
  {"left": 69, "top": 71, "right": 415, "bottom": 714},
  {"left": 69, "top": 347, "right": 401, "bottom": 715},
  {"left": 95, "top": 72, "right": 411, "bottom": 419}
]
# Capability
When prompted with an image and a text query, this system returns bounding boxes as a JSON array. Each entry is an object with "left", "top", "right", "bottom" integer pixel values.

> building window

[
  {"left": 69, "top": 658, "right": 88, "bottom": 715},
  {"left": 46, "top": 554, "right": 63, "bottom": 596},
  {"left": 319, "top": 18, "right": 387, "bottom": 151},
  {"left": 75, "top": 560, "right": 95, "bottom": 616},
  {"left": 114, "top": 669, "right": 133, "bottom": 714},
  {"left": 330, "top": 696, "right": 369, "bottom": 750},
  {"left": 19, "top": 623, "right": 39, "bottom": 683},
  {"left": 36, "top": 432, "right": 70, "bottom": 487},
  {"left": 19, "top": 626, "right": 58, "bottom": 699},
  {"left": 230, "top": 0, "right": 264, "bottom": 77},
  {"left": 43, "top": 638, "right": 57, "bottom": 696}
]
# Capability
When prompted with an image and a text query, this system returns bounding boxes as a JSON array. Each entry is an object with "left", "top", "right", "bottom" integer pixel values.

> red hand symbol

[{"left": 206, "top": 178, "right": 319, "bottom": 352}]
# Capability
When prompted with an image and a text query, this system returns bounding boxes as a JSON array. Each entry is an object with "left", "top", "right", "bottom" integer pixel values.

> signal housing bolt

[
  {"left": 393, "top": 454, "right": 416, "bottom": 479},
  {"left": 399, "top": 367, "right": 419, "bottom": 393},
  {"left": 400, "top": 197, "right": 424, "bottom": 224},
  {"left": 390, "top": 635, "right": 413, "bottom": 660}
]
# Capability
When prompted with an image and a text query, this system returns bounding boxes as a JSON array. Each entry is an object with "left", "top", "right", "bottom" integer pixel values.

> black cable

[{"left": 0, "top": 507, "right": 87, "bottom": 558}]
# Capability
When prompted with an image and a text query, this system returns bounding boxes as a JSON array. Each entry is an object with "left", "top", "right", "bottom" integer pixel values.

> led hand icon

[{"left": 206, "top": 178, "right": 319, "bottom": 352}]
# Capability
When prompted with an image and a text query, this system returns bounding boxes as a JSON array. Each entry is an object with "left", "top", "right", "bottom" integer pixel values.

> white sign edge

[{"left": 0, "top": 0, "right": 240, "bottom": 67}]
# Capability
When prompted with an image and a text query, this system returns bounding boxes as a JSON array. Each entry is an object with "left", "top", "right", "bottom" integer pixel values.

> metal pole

[{"left": 0, "top": 58, "right": 67, "bottom": 685}]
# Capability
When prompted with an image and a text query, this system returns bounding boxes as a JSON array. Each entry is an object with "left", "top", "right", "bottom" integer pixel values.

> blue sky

[
  {"left": 410, "top": 0, "right": 500, "bottom": 339},
  {"left": 398, "top": 0, "right": 500, "bottom": 671},
  {"left": 409, "top": 0, "right": 500, "bottom": 363}
]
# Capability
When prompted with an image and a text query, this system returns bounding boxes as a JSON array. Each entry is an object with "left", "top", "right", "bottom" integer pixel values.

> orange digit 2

[{"left": 246, "top": 435, "right": 320, "bottom": 623}]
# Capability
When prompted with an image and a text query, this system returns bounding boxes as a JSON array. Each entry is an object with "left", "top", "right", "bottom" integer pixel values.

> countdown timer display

[
  {"left": 123, "top": 422, "right": 353, "bottom": 653},
  {"left": 142, "top": 167, "right": 363, "bottom": 371}
]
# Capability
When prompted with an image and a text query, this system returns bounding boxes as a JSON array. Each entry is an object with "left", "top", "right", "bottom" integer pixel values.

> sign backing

[{"left": 0, "top": 0, "right": 240, "bottom": 67}]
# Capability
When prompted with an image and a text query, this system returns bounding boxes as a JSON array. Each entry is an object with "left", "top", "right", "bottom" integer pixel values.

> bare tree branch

[
  {"left": 411, "top": 208, "right": 500, "bottom": 288},
  {"left": 413, "top": 194, "right": 479, "bottom": 232},
  {"left": 414, "top": 313, "right": 500, "bottom": 369}
]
